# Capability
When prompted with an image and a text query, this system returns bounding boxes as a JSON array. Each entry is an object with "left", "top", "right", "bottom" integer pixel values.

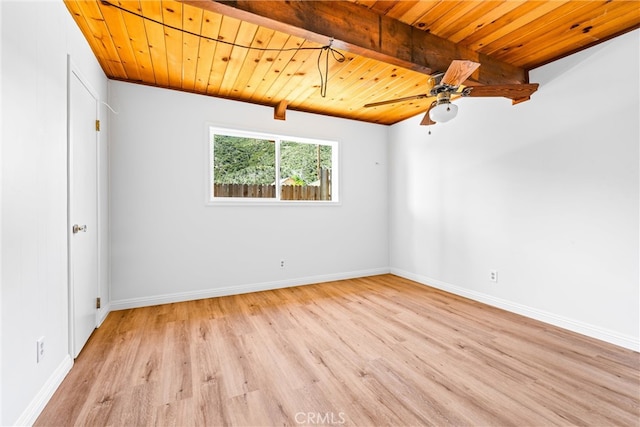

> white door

[{"left": 69, "top": 65, "right": 99, "bottom": 358}]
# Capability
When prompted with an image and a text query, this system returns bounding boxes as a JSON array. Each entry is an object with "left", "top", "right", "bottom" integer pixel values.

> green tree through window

[
  {"left": 280, "top": 141, "right": 332, "bottom": 185},
  {"left": 210, "top": 128, "right": 337, "bottom": 202},
  {"left": 213, "top": 135, "right": 275, "bottom": 185}
]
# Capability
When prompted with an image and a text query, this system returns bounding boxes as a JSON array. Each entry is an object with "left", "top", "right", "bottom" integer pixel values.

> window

[{"left": 209, "top": 127, "right": 338, "bottom": 203}]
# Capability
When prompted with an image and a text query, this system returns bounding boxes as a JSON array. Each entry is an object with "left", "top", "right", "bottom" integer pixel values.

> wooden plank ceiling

[{"left": 64, "top": 0, "right": 639, "bottom": 125}]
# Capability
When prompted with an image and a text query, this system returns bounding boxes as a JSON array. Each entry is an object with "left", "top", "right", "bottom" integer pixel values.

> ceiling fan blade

[
  {"left": 464, "top": 83, "right": 539, "bottom": 100},
  {"left": 420, "top": 101, "right": 438, "bottom": 125},
  {"left": 441, "top": 60, "right": 480, "bottom": 87},
  {"left": 364, "top": 94, "right": 429, "bottom": 108}
]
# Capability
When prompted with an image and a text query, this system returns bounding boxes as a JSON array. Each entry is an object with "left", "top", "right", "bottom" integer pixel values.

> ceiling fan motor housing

[
  {"left": 429, "top": 83, "right": 458, "bottom": 97},
  {"left": 434, "top": 91, "right": 452, "bottom": 104}
]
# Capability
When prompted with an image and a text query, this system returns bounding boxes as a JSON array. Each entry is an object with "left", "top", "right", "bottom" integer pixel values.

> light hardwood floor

[{"left": 36, "top": 275, "right": 639, "bottom": 426}]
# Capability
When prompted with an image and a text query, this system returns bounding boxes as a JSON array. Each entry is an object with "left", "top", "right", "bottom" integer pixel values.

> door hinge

[
  {"left": 95, "top": 119, "right": 101, "bottom": 131},
  {"left": 96, "top": 297, "right": 101, "bottom": 309}
]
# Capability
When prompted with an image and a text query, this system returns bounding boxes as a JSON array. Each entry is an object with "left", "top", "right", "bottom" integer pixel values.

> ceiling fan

[{"left": 363, "top": 60, "right": 539, "bottom": 125}]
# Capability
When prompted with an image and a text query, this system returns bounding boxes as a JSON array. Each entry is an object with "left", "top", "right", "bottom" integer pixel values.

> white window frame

[{"left": 206, "top": 126, "right": 340, "bottom": 205}]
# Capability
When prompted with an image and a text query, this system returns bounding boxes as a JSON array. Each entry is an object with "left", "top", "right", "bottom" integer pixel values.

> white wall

[
  {"left": 109, "top": 81, "right": 389, "bottom": 307},
  {"left": 0, "top": 1, "right": 4, "bottom": 421},
  {"left": 0, "top": 1, "right": 109, "bottom": 425},
  {"left": 389, "top": 30, "right": 639, "bottom": 350}
]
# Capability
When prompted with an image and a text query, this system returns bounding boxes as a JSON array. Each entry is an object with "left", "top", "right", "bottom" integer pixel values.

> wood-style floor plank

[{"left": 35, "top": 275, "right": 640, "bottom": 426}]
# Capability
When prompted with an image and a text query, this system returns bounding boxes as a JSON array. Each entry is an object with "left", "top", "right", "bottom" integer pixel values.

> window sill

[{"left": 206, "top": 199, "right": 341, "bottom": 207}]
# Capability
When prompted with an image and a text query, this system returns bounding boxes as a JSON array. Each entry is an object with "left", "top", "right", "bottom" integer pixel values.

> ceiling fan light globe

[{"left": 429, "top": 102, "right": 458, "bottom": 123}]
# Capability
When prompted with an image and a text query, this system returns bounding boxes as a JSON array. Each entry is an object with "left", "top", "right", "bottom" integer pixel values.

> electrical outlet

[
  {"left": 36, "top": 337, "right": 45, "bottom": 363},
  {"left": 489, "top": 270, "right": 498, "bottom": 283},
  {"left": 280, "top": 259, "right": 286, "bottom": 268}
]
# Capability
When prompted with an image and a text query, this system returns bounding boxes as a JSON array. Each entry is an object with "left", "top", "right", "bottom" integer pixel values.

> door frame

[{"left": 67, "top": 55, "right": 102, "bottom": 358}]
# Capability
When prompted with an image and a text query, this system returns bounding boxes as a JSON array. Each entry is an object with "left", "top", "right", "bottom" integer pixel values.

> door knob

[{"left": 72, "top": 224, "right": 87, "bottom": 234}]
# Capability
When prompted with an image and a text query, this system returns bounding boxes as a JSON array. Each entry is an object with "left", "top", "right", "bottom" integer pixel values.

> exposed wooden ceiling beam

[
  {"left": 179, "top": 0, "right": 530, "bottom": 86},
  {"left": 274, "top": 100, "right": 287, "bottom": 121}
]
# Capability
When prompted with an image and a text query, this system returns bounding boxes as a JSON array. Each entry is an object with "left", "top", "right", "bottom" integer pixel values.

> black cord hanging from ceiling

[{"left": 100, "top": 0, "right": 346, "bottom": 97}]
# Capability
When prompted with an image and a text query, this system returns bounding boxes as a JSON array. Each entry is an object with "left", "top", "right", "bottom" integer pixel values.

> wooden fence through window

[{"left": 214, "top": 169, "right": 331, "bottom": 200}]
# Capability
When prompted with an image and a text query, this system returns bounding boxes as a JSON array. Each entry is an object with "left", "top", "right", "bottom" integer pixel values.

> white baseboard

[
  {"left": 390, "top": 268, "right": 639, "bottom": 352},
  {"left": 13, "top": 355, "right": 73, "bottom": 427},
  {"left": 96, "top": 303, "right": 110, "bottom": 328},
  {"left": 110, "top": 268, "right": 390, "bottom": 311}
]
